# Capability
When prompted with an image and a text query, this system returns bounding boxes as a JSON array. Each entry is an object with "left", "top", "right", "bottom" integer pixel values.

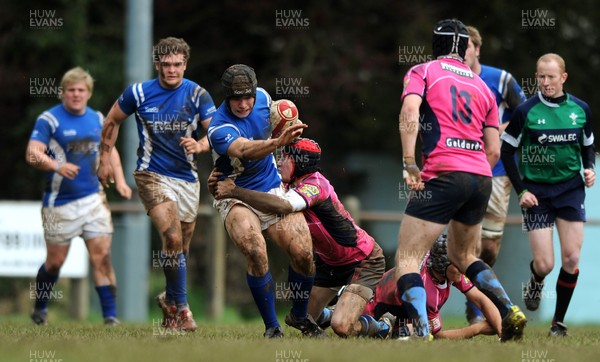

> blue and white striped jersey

[
  {"left": 118, "top": 78, "right": 216, "bottom": 182},
  {"left": 30, "top": 104, "right": 103, "bottom": 207}
]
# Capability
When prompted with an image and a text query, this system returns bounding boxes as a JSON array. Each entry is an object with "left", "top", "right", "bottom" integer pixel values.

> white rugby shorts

[{"left": 42, "top": 191, "right": 113, "bottom": 244}]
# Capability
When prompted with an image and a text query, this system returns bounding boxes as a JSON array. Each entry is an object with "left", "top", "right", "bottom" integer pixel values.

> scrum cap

[
  {"left": 426, "top": 234, "right": 451, "bottom": 277},
  {"left": 221, "top": 64, "right": 257, "bottom": 98},
  {"left": 432, "top": 19, "right": 469, "bottom": 60},
  {"left": 282, "top": 138, "right": 321, "bottom": 178}
]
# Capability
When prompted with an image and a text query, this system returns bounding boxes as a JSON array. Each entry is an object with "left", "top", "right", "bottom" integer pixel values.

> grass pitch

[{"left": 2, "top": 319, "right": 600, "bottom": 362}]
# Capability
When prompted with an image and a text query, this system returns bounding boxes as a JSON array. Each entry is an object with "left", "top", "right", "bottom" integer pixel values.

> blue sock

[
  {"left": 359, "top": 315, "right": 390, "bottom": 338},
  {"left": 162, "top": 252, "right": 188, "bottom": 308},
  {"left": 96, "top": 285, "right": 117, "bottom": 318},
  {"left": 397, "top": 273, "right": 429, "bottom": 336},
  {"left": 466, "top": 260, "right": 511, "bottom": 316},
  {"left": 247, "top": 272, "right": 279, "bottom": 329},
  {"left": 34, "top": 264, "right": 59, "bottom": 311},
  {"left": 288, "top": 266, "right": 314, "bottom": 318},
  {"left": 316, "top": 307, "right": 332, "bottom": 325}
]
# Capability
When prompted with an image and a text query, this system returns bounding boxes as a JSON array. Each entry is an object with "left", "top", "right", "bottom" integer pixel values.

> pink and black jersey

[
  {"left": 290, "top": 172, "right": 374, "bottom": 266},
  {"left": 363, "top": 258, "right": 474, "bottom": 334},
  {"left": 402, "top": 57, "right": 499, "bottom": 180}
]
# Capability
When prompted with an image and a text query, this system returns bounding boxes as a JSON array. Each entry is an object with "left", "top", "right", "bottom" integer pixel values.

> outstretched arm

[
  {"left": 465, "top": 286, "right": 502, "bottom": 337},
  {"left": 227, "top": 123, "right": 306, "bottom": 160},
  {"left": 434, "top": 287, "right": 501, "bottom": 340}
]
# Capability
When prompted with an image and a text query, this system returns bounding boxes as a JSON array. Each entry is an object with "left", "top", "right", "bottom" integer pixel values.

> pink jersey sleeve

[
  {"left": 402, "top": 63, "right": 428, "bottom": 100},
  {"left": 452, "top": 274, "right": 474, "bottom": 294},
  {"left": 293, "top": 174, "right": 329, "bottom": 207}
]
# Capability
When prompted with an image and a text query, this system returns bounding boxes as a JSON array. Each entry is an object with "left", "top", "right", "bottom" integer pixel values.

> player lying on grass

[
  {"left": 355, "top": 234, "right": 502, "bottom": 340},
  {"left": 210, "top": 138, "right": 385, "bottom": 338}
]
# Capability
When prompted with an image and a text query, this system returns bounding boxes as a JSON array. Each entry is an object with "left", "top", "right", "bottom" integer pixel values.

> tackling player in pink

[{"left": 293, "top": 172, "right": 374, "bottom": 267}]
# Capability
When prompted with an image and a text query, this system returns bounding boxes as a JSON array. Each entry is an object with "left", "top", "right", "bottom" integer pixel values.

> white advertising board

[{"left": 0, "top": 201, "right": 88, "bottom": 278}]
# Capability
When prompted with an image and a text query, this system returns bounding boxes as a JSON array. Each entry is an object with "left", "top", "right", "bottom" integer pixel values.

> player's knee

[
  {"left": 91, "top": 250, "right": 112, "bottom": 270},
  {"left": 534, "top": 258, "right": 554, "bottom": 277},
  {"left": 331, "top": 318, "right": 353, "bottom": 338},
  {"left": 479, "top": 247, "right": 498, "bottom": 266},
  {"left": 45, "top": 256, "right": 66, "bottom": 274},
  {"left": 561, "top": 252, "right": 580, "bottom": 271},
  {"left": 241, "top": 234, "right": 268, "bottom": 271},
  {"left": 290, "top": 249, "right": 314, "bottom": 276},
  {"left": 162, "top": 226, "right": 182, "bottom": 251},
  {"left": 44, "top": 261, "right": 63, "bottom": 275}
]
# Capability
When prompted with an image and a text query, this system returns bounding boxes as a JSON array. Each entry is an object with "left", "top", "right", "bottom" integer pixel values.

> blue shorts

[
  {"left": 405, "top": 172, "right": 492, "bottom": 225},
  {"left": 522, "top": 175, "right": 586, "bottom": 231}
]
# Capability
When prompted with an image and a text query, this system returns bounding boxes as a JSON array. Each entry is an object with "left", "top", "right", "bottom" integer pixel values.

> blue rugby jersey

[
  {"left": 208, "top": 87, "right": 282, "bottom": 192},
  {"left": 118, "top": 78, "right": 216, "bottom": 182},
  {"left": 479, "top": 65, "right": 526, "bottom": 176},
  {"left": 30, "top": 104, "right": 103, "bottom": 207}
]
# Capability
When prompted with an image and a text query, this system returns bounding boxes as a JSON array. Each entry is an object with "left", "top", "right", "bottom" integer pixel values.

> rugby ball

[{"left": 270, "top": 99, "right": 302, "bottom": 137}]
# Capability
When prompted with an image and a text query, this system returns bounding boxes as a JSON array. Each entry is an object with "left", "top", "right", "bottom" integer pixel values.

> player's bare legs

[
  {"left": 86, "top": 235, "right": 118, "bottom": 324},
  {"left": 446, "top": 220, "right": 480, "bottom": 272},
  {"left": 43, "top": 243, "right": 71, "bottom": 275},
  {"left": 226, "top": 205, "right": 269, "bottom": 276},
  {"left": 149, "top": 201, "right": 195, "bottom": 331},
  {"left": 86, "top": 235, "right": 116, "bottom": 286},
  {"left": 307, "top": 286, "right": 337, "bottom": 322},
  {"left": 181, "top": 220, "right": 195, "bottom": 261},
  {"left": 480, "top": 236, "right": 501, "bottom": 266},
  {"left": 330, "top": 285, "right": 371, "bottom": 337},
  {"left": 266, "top": 211, "right": 325, "bottom": 337},
  {"left": 265, "top": 212, "right": 313, "bottom": 276},
  {"left": 225, "top": 205, "right": 279, "bottom": 336},
  {"left": 448, "top": 219, "right": 524, "bottom": 341},
  {"left": 31, "top": 243, "right": 70, "bottom": 324}
]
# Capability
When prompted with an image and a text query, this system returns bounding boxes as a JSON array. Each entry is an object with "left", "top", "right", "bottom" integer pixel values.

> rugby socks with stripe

[
  {"left": 34, "top": 264, "right": 59, "bottom": 311},
  {"left": 162, "top": 252, "right": 188, "bottom": 309},
  {"left": 466, "top": 260, "right": 511, "bottom": 317},
  {"left": 553, "top": 267, "right": 579, "bottom": 324},
  {"left": 247, "top": 271, "right": 279, "bottom": 329},
  {"left": 288, "top": 265, "right": 314, "bottom": 319},
  {"left": 396, "top": 273, "right": 429, "bottom": 336},
  {"left": 96, "top": 285, "right": 117, "bottom": 318}
]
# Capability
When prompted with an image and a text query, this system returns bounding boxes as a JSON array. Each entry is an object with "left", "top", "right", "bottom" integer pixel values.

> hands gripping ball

[{"left": 270, "top": 99, "right": 303, "bottom": 137}]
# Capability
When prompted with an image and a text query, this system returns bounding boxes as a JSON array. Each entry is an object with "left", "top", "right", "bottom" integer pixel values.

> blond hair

[
  {"left": 61, "top": 67, "right": 94, "bottom": 94},
  {"left": 466, "top": 26, "right": 482, "bottom": 48},
  {"left": 537, "top": 53, "right": 566, "bottom": 73}
]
